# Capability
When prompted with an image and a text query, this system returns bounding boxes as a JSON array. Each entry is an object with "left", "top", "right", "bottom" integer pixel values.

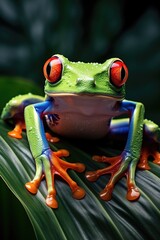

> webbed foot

[
  {"left": 51, "top": 150, "right": 86, "bottom": 202},
  {"left": 25, "top": 149, "right": 86, "bottom": 209},
  {"left": 86, "top": 153, "right": 140, "bottom": 201}
]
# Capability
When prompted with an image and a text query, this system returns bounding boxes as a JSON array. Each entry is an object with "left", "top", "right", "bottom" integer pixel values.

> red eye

[
  {"left": 110, "top": 60, "right": 128, "bottom": 87},
  {"left": 43, "top": 56, "right": 62, "bottom": 84}
]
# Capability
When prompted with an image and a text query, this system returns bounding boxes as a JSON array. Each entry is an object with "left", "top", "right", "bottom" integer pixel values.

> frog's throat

[{"left": 45, "top": 92, "right": 124, "bottom": 101}]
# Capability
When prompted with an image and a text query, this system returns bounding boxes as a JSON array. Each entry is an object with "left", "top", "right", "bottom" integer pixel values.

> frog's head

[{"left": 43, "top": 54, "right": 128, "bottom": 100}]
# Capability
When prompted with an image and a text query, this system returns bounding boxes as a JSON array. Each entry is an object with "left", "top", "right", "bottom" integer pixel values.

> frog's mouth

[
  {"left": 45, "top": 92, "right": 124, "bottom": 101},
  {"left": 45, "top": 92, "right": 123, "bottom": 118}
]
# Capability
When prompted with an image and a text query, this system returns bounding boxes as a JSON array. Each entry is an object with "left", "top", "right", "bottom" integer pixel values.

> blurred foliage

[
  {"left": 0, "top": 0, "right": 160, "bottom": 239},
  {"left": 0, "top": 179, "right": 36, "bottom": 240}
]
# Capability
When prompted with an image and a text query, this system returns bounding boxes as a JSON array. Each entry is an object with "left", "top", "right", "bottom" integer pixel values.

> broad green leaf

[
  {"left": 0, "top": 120, "right": 160, "bottom": 240},
  {"left": 0, "top": 178, "right": 36, "bottom": 240}
]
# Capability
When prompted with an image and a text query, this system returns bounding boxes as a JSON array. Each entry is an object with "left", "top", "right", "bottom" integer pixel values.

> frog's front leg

[
  {"left": 86, "top": 100, "right": 144, "bottom": 201},
  {"left": 24, "top": 100, "right": 85, "bottom": 208}
]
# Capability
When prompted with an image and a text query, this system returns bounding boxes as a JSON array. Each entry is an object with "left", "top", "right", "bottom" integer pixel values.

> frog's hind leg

[
  {"left": 138, "top": 119, "right": 160, "bottom": 169},
  {"left": 1, "top": 94, "right": 44, "bottom": 139}
]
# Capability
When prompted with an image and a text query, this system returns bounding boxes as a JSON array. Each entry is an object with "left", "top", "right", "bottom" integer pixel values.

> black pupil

[
  {"left": 121, "top": 67, "right": 125, "bottom": 80},
  {"left": 46, "top": 62, "right": 51, "bottom": 76}
]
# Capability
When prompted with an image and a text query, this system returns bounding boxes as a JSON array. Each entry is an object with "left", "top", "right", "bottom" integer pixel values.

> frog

[{"left": 1, "top": 54, "right": 160, "bottom": 209}]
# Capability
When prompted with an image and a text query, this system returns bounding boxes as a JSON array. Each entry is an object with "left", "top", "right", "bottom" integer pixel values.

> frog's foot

[
  {"left": 25, "top": 177, "right": 58, "bottom": 208},
  {"left": 45, "top": 132, "right": 60, "bottom": 143},
  {"left": 86, "top": 153, "right": 140, "bottom": 202},
  {"left": 138, "top": 143, "right": 160, "bottom": 170},
  {"left": 25, "top": 178, "right": 41, "bottom": 195},
  {"left": 86, "top": 155, "right": 122, "bottom": 182},
  {"left": 25, "top": 150, "right": 85, "bottom": 209},
  {"left": 138, "top": 147, "right": 151, "bottom": 170},
  {"left": 50, "top": 150, "right": 86, "bottom": 202},
  {"left": 8, "top": 122, "right": 25, "bottom": 139},
  {"left": 153, "top": 152, "right": 160, "bottom": 165}
]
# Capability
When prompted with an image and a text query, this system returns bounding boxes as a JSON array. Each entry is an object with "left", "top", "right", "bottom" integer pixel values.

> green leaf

[{"left": 0, "top": 120, "right": 160, "bottom": 240}]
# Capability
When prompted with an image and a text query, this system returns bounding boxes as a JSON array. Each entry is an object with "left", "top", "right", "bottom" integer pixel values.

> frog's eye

[
  {"left": 110, "top": 60, "right": 128, "bottom": 87},
  {"left": 43, "top": 56, "right": 62, "bottom": 84}
]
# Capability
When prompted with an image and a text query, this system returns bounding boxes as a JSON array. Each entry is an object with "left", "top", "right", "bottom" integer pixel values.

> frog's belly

[{"left": 45, "top": 113, "right": 110, "bottom": 139}]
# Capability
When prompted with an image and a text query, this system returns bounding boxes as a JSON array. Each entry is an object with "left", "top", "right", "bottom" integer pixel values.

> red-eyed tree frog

[{"left": 1, "top": 54, "right": 160, "bottom": 209}]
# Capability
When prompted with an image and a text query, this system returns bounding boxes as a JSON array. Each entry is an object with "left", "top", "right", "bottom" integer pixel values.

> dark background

[
  {"left": 0, "top": 0, "right": 160, "bottom": 239},
  {"left": 1, "top": 0, "right": 160, "bottom": 122}
]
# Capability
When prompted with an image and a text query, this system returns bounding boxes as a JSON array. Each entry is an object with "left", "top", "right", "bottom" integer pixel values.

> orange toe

[
  {"left": 100, "top": 186, "right": 113, "bottom": 201},
  {"left": 127, "top": 187, "right": 140, "bottom": 201},
  {"left": 25, "top": 181, "right": 38, "bottom": 194},
  {"left": 8, "top": 130, "right": 22, "bottom": 139},
  {"left": 75, "top": 163, "right": 86, "bottom": 173},
  {"left": 72, "top": 187, "right": 86, "bottom": 200},
  {"left": 85, "top": 171, "right": 98, "bottom": 182},
  {"left": 46, "top": 194, "right": 58, "bottom": 209}
]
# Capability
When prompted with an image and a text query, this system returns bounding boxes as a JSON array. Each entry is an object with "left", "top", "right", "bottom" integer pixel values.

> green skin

[{"left": 1, "top": 54, "right": 160, "bottom": 208}]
